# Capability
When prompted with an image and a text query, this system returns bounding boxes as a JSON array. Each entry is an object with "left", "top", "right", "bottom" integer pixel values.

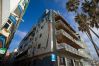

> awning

[
  {"left": 0, "top": 35, "right": 6, "bottom": 48},
  {"left": 9, "top": 15, "right": 17, "bottom": 24}
]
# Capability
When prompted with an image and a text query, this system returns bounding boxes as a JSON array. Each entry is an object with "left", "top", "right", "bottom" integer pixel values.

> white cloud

[{"left": 15, "top": 30, "right": 27, "bottom": 38}]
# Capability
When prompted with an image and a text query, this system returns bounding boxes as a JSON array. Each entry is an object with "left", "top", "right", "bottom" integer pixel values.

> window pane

[
  {"left": 38, "top": 44, "right": 41, "bottom": 49},
  {"left": 3, "top": 23, "right": 9, "bottom": 29},
  {"left": 7, "top": 20, "right": 11, "bottom": 24}
]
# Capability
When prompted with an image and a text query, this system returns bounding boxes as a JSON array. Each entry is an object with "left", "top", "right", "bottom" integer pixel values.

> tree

[{"left": 66, "top": 0, "right": 99, "bottom": 58}]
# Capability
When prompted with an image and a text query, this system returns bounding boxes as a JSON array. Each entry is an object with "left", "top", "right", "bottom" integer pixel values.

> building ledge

[{"left": 56, "top": 29, "right": 84, "bottom": 49}]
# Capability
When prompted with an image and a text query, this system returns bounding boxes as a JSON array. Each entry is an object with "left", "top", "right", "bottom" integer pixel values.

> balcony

[
  {"left": 56, "top": 43, "right": 84, "bottom": 57},
  {"left": 56, "top": 29, "right": 84, "bottom": 49},
  {"left": 14, "top": 5, "right": 23, "bottom": 17},
  {"left": 0, "top": 28, "right": 10, "bottom": 37},
  {"left": 55, "top": 20, "right": 78, "bottom": 40}
]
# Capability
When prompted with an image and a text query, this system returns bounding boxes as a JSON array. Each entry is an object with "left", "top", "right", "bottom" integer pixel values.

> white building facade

[
  {"left": 16, "top": 10, "right": 93, "bottom": 66},
  {"left": 0, "top": 0, "right": 30, "bottom": 59}
]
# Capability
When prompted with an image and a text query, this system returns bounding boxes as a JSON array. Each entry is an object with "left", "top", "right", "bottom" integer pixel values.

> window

[
  {"left": 38, "top": 44, "right": 41, "bottom": 49},
  {"left": 7, "top": 20, "right": 11, "bottom": 24},
  {"left": 33, "top": 27, "right": 36, "bottom": 31},
  {"left": 20, "top": 45, "right": 22, "bottom": 49},
  {"left": 41, "top": 25, "right": 43, "bottom": 29},
  {"left": 39, "top": 33, "right": 42, "bottom": 38},
  {"left": 3, "top": 23, "right": 9, "bottom": 29},
  {"left": 31, "top": 32, "right": 35, "bottom": 37},
  {"left": 35, "top": 37, "right": 37, "bottom": 41},
  {"left": 29, "top": 37, "right": 32, "bottom": 41},
  {"left": 60, "top": 57, "right": 65, "bottom": 65}
]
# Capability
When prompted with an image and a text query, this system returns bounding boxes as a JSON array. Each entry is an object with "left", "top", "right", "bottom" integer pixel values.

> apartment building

[
  {"left": 16, "top": 9, "right": 92, "bottom": 66},
  {"left": 0, "top": 0, "right": 21, "bottom": 27},
  {"left": 0, "top": 0, "right": 30, "bottom": 59}
]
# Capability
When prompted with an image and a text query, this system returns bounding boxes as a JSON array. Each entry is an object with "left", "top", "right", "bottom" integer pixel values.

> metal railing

[
  {"left": 56, "top": 29, "right": 84, "bottom": 48},
  {"left": 56, "top": 43, "right": 83, "bottom": 57},
  {"left": 55, "top": 20, "right": 78, "bottom": 39}
]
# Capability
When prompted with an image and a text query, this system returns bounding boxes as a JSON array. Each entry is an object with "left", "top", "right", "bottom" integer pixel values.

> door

[{"left": 59, "top": 57, "right": 66, "bottom": 66}]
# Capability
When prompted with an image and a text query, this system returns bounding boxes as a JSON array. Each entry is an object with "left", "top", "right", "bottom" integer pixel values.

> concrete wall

[
  {"left": 27, "top": 19, "right": 53, "bottom": 56},
  {"left": 18, "top": 15, "right": 54, "bottom": 57}
]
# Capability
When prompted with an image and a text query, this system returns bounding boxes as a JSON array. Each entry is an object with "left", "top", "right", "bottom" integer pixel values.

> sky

[{"left": 8, "top": 0, "right": 99, "bottom": 60}]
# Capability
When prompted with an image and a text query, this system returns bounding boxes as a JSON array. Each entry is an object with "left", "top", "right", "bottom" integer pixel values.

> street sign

[
  {"left": 0, "top": 48, "right": 6, "bottom": 54},
  {"left": 51, "top": 54, "right": 56, "bottom": 61}
]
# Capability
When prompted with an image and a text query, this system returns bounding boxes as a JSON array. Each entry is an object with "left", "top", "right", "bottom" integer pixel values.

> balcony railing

[
  {"left": 55, "top": 20, "right": 78, "bottom": 40},
  {"left": 56, "top": 29, "right": 84, "bottom": 49},
  {"left": 0, "top": 28, "right": 10, "bottom": 37},
  {"left": 56, "top": 43, "right": 84, "bottom": 57}
]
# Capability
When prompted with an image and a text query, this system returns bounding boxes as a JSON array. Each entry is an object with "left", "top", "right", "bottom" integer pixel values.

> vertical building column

[
  {"left": 57, "top": 56, "right": 60, "bottom": 66},
  {"left": 65, "top": 57, "right": 67, "bottom": 66},
  {"left": 72, "top": 59, "right": 76, "bottom": 66}
]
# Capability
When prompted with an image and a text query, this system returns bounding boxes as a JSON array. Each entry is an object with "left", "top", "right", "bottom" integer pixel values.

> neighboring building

[
  {"left": 0, "top": 0, "right": 30, "bottom": 60},
  {"left": 0, "top": 0, "right": 21, "bottom": 27},
  {"left": 16, "top": 9, "right": 92, "bottom": 66}
]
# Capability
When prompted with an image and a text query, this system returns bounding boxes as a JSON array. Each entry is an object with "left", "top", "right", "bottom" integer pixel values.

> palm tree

[
  {"left": 66, "top": 0, "right": 80, "bottom": 12},
  {"left": 75, "top": 14, "right": 99, "bottom": 57},
  {"left": 85, "top": 32, "right": 99, "bottom": 57},
  {"left": 66, "top": 0, "right": 99, "bottom": 58},
  {"left": 82, "top": 0, "right": 99, "bottom": 28}
]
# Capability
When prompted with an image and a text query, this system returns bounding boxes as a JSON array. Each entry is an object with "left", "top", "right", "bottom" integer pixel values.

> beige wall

[
  {"left": 10, "top": 0, "right": 20, "bottom": 12},
  {"left": 2, "top": 0, "right": 10, "bottom": 25},
  {"left": 0, "top": 0, "right": 20, "bottom": 27},
  {"left": 27, "top": 21, "right": 53, "bottom": 57}
]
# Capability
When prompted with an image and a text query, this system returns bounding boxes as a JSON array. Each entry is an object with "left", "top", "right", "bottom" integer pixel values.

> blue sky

[
  {"left": 8, "top": 0, "right": 99, "bottom": 60},
  {"left": 9, "top": 0, "right": 77, "bottom": 52}
]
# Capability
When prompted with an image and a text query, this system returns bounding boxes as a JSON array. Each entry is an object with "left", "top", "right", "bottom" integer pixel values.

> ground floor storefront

[{"left": 11, "top": 53, "right": 94, "bottom": 66}]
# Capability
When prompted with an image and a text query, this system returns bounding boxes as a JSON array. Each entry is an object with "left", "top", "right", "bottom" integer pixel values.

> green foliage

[
  {"left": 66, "top": 0, "right": 99, "bottom": 28},
  {"left": 66, "top": 0, "right": 80, "bottom": 12}
]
